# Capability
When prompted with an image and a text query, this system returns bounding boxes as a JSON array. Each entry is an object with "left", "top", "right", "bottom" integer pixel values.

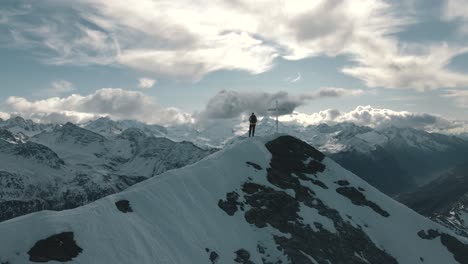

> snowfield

[{"left": 0, "top": 135, "right": 467, "bottom": 264}]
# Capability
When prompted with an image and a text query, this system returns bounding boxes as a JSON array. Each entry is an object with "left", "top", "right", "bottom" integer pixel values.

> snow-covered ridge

[{"left": 0, "top": 135, "right": 467, "bottom": 263}]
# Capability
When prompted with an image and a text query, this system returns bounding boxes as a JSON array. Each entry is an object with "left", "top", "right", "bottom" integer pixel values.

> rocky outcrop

[
  {"left": 220, "top": 136, "right": 397, "bottom": 264},
  {"left": 28, "top": 232, "right": 82, "bottom": 262},
  {"left": 115, "top": 200, "right": 133, "bottom": 213}
]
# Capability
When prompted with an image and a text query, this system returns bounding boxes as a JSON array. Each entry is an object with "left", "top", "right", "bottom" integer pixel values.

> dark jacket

[{"left": 249, "top": 115, "right": 257, "bottom": 125}]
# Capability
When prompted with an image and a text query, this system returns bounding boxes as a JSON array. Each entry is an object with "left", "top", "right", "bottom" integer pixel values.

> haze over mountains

[{"left": 398, "top": 161, "right": 468, "bottom": 237}]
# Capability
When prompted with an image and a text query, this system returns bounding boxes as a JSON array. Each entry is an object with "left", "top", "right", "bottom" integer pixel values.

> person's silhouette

[{"left": 249, "top": 113, "right": 257, "bottom": 137}]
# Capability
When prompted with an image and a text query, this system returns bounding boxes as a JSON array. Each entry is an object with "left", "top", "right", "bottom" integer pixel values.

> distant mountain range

[
  {"left": 82, "top": 116, "right": 468, "bottom": 195},
  {"left": 2, "top": 116, "right": 468, "bottom": 227},
  {"left": 3, "top": 116, "right": 468, "bottom": 196},
  {"left": 0, "top": 118, "right": 214, "bottom": 222}
]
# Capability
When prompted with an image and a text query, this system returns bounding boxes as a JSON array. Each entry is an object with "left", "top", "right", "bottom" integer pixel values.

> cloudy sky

[{"left": 0, "top": 0, "right": 467, "bottom": 131}]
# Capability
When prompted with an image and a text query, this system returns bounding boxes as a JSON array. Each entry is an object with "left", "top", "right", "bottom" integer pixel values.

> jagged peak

[{"left": 37, "top": 122, "right": 107, "bottom": 145}]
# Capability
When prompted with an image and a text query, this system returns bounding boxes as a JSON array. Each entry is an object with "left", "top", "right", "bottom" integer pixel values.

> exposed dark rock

[
  {"left": 309, "top": 178, "right": 328, "bottom": 189},
  {"left": 209, "top": 251, "right": 219, "bottom": 263},
  {"left": 28, "top": 232, "right": 82, "bottom": 262},
  {"left": 243, "top": 183, "right": 300, "bottom": 230},
  {"left": 246, "top": 162, "right": 263, "bottom": 170},
  {"left": 417, "top": 229, "right": 439, "bottom": 240},
  {"left": 218, "top": 192, "right": 241, "bottom": 216},
  {"left": 237, "top": 136, "right": 398, "bottom": 263},
  {"left": 115, "top": 200, "right": 133, "bottom": 213},
  {"left": 335, "top": 180, "right": 350, "bottom": 186},
  {"left": 418, "top": 229, "right": 468, "bottom": 264},
  {"left": 336, "top": 187, "right": 390, "bottom": 217},
  {"left": 307, "top": 160, "right": 326, "bottom": 174},
  {"left": 234, "top": 249, "right": 254, "bottom": 264},
  {"left": 265, "top": 136, "right": 325, "bottom": 173},
  {"left": 242, "top": 179, "right": 397, "bottom": 264}
]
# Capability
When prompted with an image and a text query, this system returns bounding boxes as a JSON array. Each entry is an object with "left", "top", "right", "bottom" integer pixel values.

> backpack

[{"left": 250, "top": 115, "right": 257, "bottom": 124}]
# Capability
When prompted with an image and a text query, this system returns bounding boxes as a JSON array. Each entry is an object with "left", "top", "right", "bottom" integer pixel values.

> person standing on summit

[{"left": 249, "top": 113, "right": 257, "bottom": 137}]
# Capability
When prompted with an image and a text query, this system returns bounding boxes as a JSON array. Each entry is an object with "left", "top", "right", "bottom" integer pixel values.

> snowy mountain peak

[
  {"left": 1, "top": 135, "right": 467, "bottom": 263},
  {"left": 0, "top": 116, "right": 54, "bottom": 137},
  {"left": 84, "top": 117, "right": 167, "bottom": 138},
  {"left": 51, "top": 122, "right": 106, "bottom": 145},
  {"left": 8, "top": 116, "right": 29, "bottom": 126},
  {"left": 83, "top": 116, "right": 121, "bottom": 134}
]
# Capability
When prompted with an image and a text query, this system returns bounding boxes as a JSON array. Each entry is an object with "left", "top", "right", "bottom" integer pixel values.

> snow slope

[{"left": 0, "top": 135, "right": 467, "bottom": 264}]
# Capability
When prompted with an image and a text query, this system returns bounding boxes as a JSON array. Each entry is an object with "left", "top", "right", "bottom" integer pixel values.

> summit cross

[{"left": 267, "top": 100, "right": 286, "bottom": 134}]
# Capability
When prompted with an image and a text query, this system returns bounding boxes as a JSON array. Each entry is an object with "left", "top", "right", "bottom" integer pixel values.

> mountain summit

[{"left": 0, "top": 135, "right": 467, "bottom": 263}]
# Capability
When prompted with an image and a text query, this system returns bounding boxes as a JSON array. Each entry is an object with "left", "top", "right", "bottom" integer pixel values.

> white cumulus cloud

[
  {"left": 138, "top": 78, "right": 156, "bottom": 89},
  {"left": 0, "top": 112, "right": 10, "bottom": 120},
  {"left": 3, "top": 0, "right": 467, "bottom": 89},
  {"left": 198, "top": 88, "right": 365, "bottom": 120},
  {"left": 1, "top": 88, "right": 191, "bottom": 125},
  {"left": 280, "top": 105, "right": 467, "bottom": 133}
]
